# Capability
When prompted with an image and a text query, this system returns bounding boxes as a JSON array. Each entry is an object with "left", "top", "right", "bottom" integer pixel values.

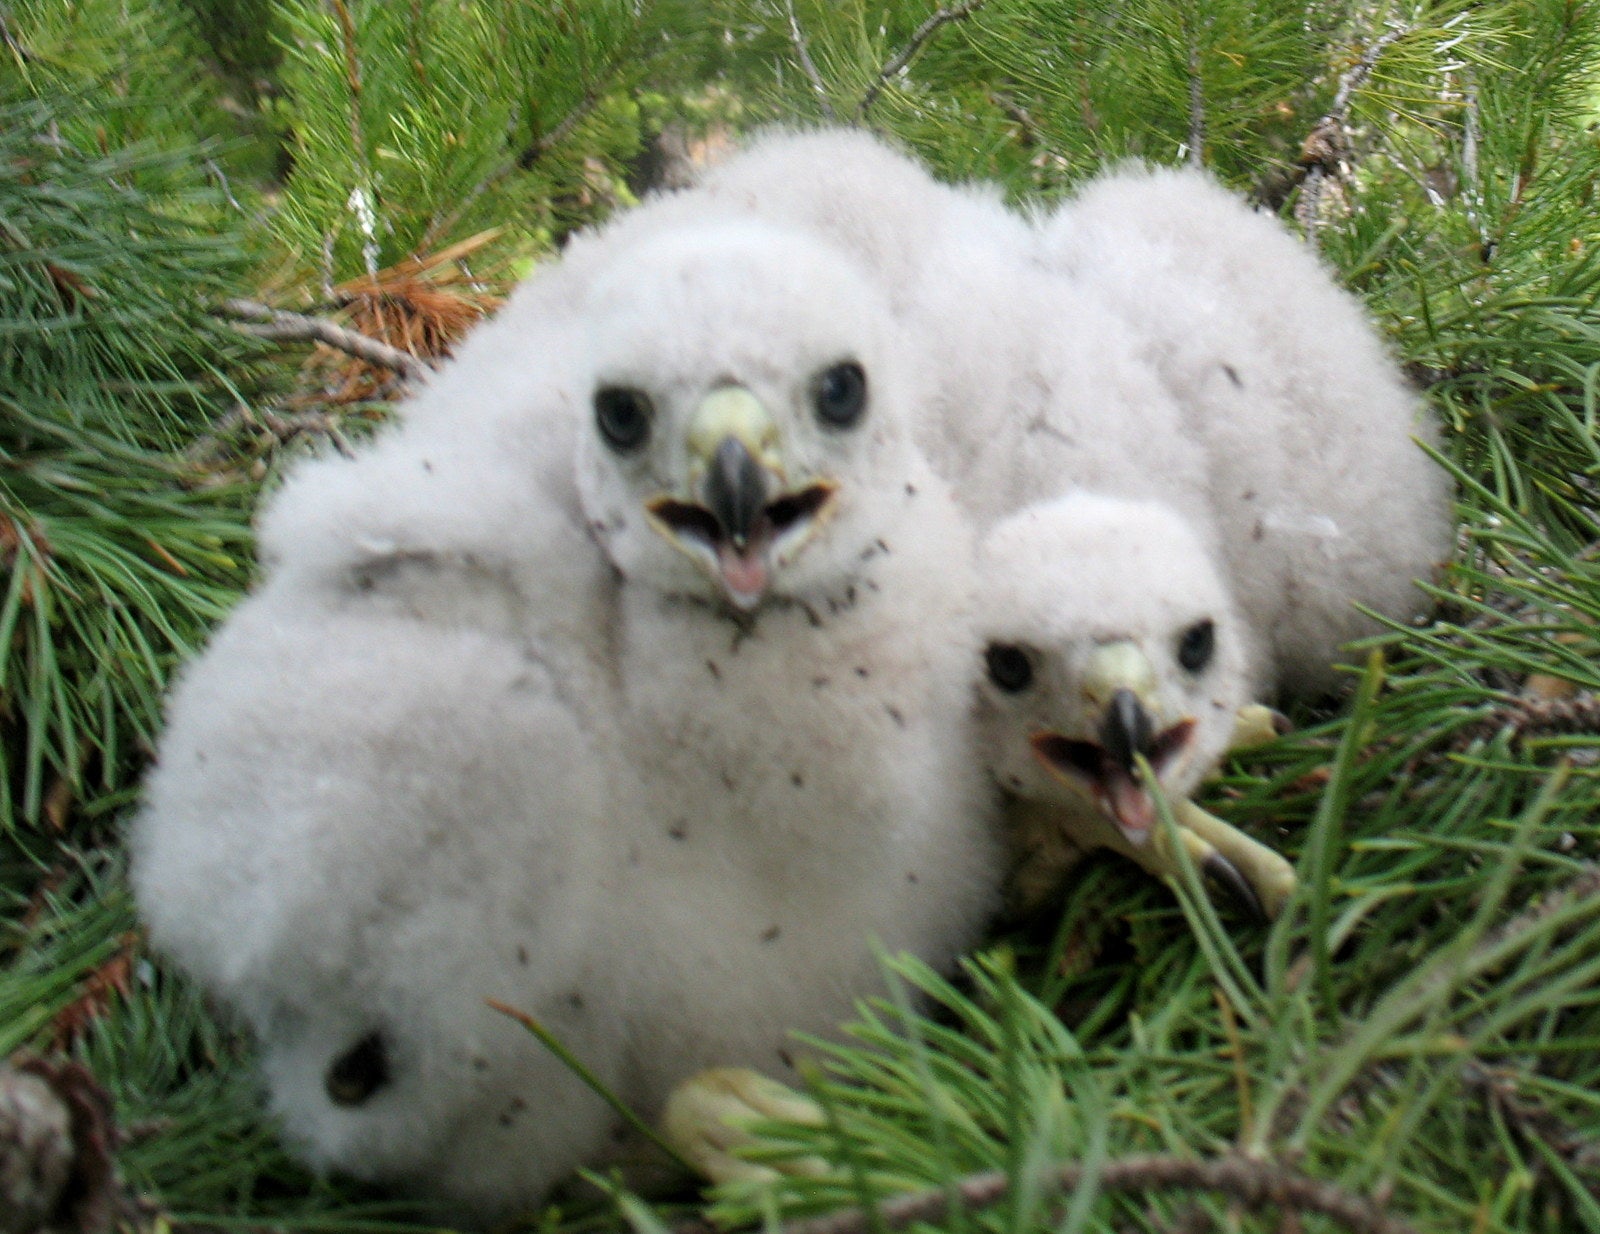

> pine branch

[
  {"left": 216, "top": 298, "right": 432, "bottom": 383},
  {"left": 516, "top": 87, "right": 608, "bottom": 171},
  {"left": 416, "top": 42, "right": 630, "bottom": 252},
  {"left": 785, "top": 0, "right": 837, "bottom": 121},
  {"left": 1290, "top": 27, "right": 1406, "bottom": 232},
  {"left": 1471, "top": 861, "right": 1600, "bottom": 964},
  {"left": 855, "top": 0, "right": 989, "bottom": 120},
  {"left": 770, "top": 1154, "right": 1416, "bottom": 1234},
  {"left": 327, "top": 0, "right": 366, "bottom": 160}
]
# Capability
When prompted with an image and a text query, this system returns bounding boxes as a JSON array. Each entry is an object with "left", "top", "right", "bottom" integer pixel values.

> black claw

[{"left": 1202, "top": 851, "right": 1267, "bottom": 922}]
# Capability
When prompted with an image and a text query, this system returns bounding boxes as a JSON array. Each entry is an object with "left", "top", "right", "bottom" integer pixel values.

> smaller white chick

[{"left": 974, "top": 491, "right": 1297, "bottom": 919}]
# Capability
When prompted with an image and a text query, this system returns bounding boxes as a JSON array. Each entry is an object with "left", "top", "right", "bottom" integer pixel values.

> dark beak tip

[
  {"left": 706, "top": 436, "right": 768, "bottom": 543},
  {"left": 1102, "top": 688, "right": 1156, "bottom": 770}
]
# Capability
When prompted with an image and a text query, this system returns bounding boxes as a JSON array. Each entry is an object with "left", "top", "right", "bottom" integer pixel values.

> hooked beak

[
  {"left": 1029, "top": 642, "right": 1197, "bottom": 845},
  {"left": 646, "top": 386, "right": 837, "bottom": 610}
]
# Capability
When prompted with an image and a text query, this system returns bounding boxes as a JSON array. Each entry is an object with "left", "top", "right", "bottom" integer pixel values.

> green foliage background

[{"left": 2, "top": 1, "right": 1599, "bottom": 1232}]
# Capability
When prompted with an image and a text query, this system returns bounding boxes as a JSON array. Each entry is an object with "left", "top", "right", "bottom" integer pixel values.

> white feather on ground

[{"left": 1040, "top": 164, "right": 1455, "bottom": 697}]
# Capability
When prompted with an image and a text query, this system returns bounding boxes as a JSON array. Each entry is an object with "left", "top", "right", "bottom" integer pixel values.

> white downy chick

[
  {"left": 1040, "top": 165, "right": 1454, "bottom": 697},
  {"left": 974, "top": 492, "right": 1294, "bottom": 919},
  {"left": 132, "top": 312, "right": 636, "bottom": 1220},
  {"left": 570, "top": 218, "right": 1003, "bottom": 1105}
]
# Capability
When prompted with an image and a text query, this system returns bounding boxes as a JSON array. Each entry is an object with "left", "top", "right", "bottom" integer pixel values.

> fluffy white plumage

[
  {"left": 1040, "top": 164, "right": 1454, "bottom": 696},
  {"left": 569, "top": 217, "right": 1001, "bottom": 1101},
  {"left": 691, "top": 127, "right": 1031, "bottom": 313},
  {"left": 690, "top": 131, "right": 1452, "bottom": 700},
  {"left": 133, "top": 210, "right": 1003, "bottom": 1218},
  {"left": 132, "top": 308, "right": 635, "bottom": 1215},
  {"left": 972, "top": 493, "right": 1294, "bottom": 917},
  {"left": 688, "top": 131, "right": 1192, "bottom": 517},
  {"left": 976, "top": 492, "right": 1253, "bottom": 823}
]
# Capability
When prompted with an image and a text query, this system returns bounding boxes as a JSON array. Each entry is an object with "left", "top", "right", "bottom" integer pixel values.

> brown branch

[
  {"left": 1463, "top": 1063, "right": 1600, "bottom": 1196},
  {"left": 777, "top": 1154, "right": 1416, "bottom": 1234},
  {"left": 1473, "top": 862, "right": 1600, "bottom": 964},
  {"left": 217, "top": 298, "right": 432, "bottom": 383},
  {"left": 856, "top": 0, "right": 988, "bottom": 120},
  {"left": 786, "top": 0, "right": 838, "bottom": 122},
  {"left": 1453, "top": 694, "right": 1600, "bottom": 749},
  {"left": 517, "top": 87, "right": 607, "bottom": 171},
  {"left": 1259, "top": 27, "right": 1407, "bottom": 220}
]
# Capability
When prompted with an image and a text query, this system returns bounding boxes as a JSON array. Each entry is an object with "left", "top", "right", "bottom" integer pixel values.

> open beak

[
  {"left": 645, "top": 387, "right": 836, "bottom": 610},
  {"left": 1028, "top": 642, "right": 1197, "bottom": 845}
]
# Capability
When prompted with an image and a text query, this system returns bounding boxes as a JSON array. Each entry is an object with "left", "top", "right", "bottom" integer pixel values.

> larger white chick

[
  {"left": 1041, "top": 165, "right": 1454, "bottom": 697},
  {"left": 569, "top": 217, "right": 1003, "bottom": 1105},
  {"left": 132, "top": 310, "right": 637, "bottom": 1221}
]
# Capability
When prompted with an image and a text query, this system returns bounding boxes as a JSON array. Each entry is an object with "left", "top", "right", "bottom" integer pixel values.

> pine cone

[
  {"left": 0, "top": 1066, "right": 73, "bottom": 1234},
  {"left": 0, "top": 1057, "right": 119, "bottom": 1234}
]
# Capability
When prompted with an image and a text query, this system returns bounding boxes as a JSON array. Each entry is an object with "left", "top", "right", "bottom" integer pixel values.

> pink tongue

[
  {"left": 1104, "top": 772, "right": 1155, "bottom": 844},
  {"left": 717, "top": 544, "right": 769, "bottom": 608}
]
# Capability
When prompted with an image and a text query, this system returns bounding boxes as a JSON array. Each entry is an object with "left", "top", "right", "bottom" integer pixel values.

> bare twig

[
  {"left": 217, "top": 298, "right": 432, "bottom": 383},
  {"left": 786, "top": 0, "right": 837, "bottom": 121},
  {"left": 856, "top": 0, "right": 988, "bottom": 120},
  {"left": 1270, "top": 27, "right": 1407, "bottom": 227},
  {"left": 1328, "top": 29, "right": 1404, "bottom": 119},
  {"left": 1185, "top": 34, "right": 1205, "bottom": 166},
  {"left": 203, "top": 157, "right": 242, "bottom": 214},
  {"left": 1454, "top": 694, "right": 1600, "bottom": 749},
  {"left": 1463, "top": 1064, "right": 1600, "bottom": 1194},
  {"left": 775, "top": 1154, "right": 1416, "bottom": 1234}
]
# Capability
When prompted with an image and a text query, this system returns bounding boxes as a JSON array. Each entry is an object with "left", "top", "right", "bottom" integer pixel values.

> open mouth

[
  {"left": 1030, "top": 718, "right": 1197, "bottom": 843},
  {"left": 647, "top": 481, "right": 836, "bottom": 608}
]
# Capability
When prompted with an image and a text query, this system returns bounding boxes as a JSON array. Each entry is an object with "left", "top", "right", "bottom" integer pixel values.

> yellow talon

[{"left": 660, "top": 1067, "right": 827, "bottom": 1185}]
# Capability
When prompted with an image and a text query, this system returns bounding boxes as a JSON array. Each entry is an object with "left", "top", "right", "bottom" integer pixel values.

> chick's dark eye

[
  {"left": 985, "top": 643, "right": 1034, "bottom": 693},
  {"left": 1177, "top": 618, "right": 1216, "bottom": 674},
  {"left": 594, "top": 386, "right": 653, "bottom": 453},
  {"left": 813, "top": 360, "right": 867, "bottom": 429}
]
